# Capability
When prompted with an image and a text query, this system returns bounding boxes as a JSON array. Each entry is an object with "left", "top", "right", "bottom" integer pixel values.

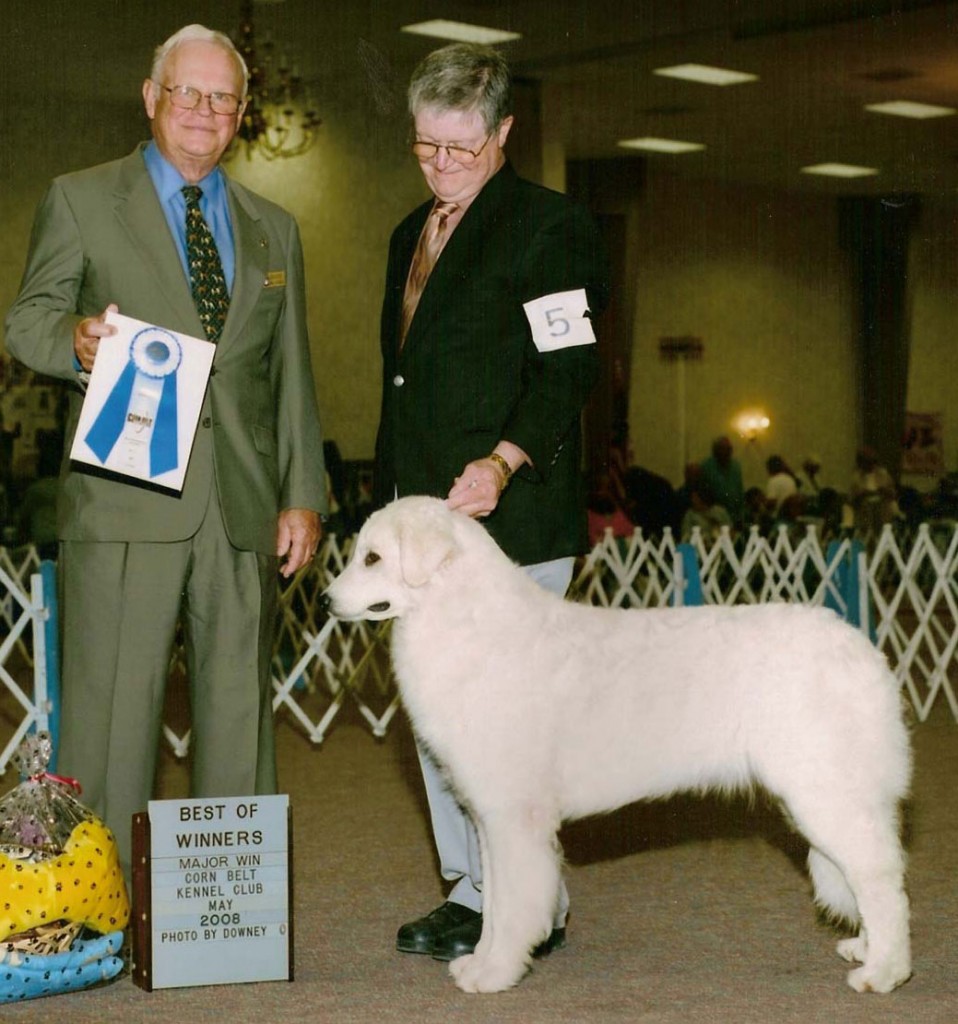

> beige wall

[{"left": 628, "top": 171, "right": 859, "bottom": 494}]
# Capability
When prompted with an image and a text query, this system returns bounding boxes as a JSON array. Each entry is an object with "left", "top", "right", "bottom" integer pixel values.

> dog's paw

[
  {"left": 846, "top": 958, "right": 912, "bottom": 994},
  {"left": 837, "top": 936, "right": 867, "bottom": 963},
  {"left": 449, "top": 951, "right": 528, "bottom": 993}
]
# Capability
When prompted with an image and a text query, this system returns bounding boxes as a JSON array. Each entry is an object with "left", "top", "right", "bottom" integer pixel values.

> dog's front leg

[{"left": 449, "top": 807, "right": 560, "bottom": 994}]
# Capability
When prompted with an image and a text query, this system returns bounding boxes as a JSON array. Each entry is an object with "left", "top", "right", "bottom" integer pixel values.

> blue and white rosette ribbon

[{"left": 85, "top": 327, "right": 182, "bottom": 478}]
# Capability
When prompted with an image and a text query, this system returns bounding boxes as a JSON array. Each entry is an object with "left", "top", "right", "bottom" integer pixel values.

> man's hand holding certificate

[{"left": 70, "top": 311, "right": 215, "bottom": 492}]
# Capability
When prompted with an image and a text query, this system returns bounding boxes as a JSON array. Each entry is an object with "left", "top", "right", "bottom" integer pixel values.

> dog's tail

[{"left": 807, "top": 847, "right": 860, "bottom": 925}]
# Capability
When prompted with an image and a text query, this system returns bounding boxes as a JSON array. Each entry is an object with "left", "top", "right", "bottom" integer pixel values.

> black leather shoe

[
  {"left": 396, "top": 902, "right": 481, "bottom": 955},
  {"left": 431, "top": 914, "right": 567, "bottom": 962}
]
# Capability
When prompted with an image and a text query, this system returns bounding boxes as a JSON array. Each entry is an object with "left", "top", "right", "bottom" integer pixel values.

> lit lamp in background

[
  {"left": 733, "top": 409, "right": 770, "bottom": 443},
  {"left": 231, "top": 0, "right": 322, "bottom": 160}
]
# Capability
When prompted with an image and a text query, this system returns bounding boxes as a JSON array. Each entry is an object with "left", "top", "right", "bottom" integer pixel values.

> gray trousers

[
  {"left": 58, "top": 490, "right": 278, "bottom": 875},
  {"left": 415, "top": 556, "right": 575, "bottom": 927}
]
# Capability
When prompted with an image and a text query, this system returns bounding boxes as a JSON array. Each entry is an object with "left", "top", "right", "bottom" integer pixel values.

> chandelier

[{"left": 231, "top": 0, "right": 322, "bottom": 160}]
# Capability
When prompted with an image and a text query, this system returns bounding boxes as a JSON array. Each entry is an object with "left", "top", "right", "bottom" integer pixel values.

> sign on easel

[{"left": 132, "top": 795, "right": 292, "bottom": 990}]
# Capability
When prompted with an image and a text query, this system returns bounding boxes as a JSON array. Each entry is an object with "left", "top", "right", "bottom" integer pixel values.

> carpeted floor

[{"left": 2, "top": 693, "right": 956, "bottom": 1023}]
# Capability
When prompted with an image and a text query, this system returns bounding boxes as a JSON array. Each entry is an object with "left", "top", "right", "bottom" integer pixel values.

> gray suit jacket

[{"left": 5, "top": 145, "right": 326, "bottom": 553}]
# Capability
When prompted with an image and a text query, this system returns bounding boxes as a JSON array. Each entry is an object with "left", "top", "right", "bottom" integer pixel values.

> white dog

[{"left": 325, "top": 496, "right": 912, "bottom": 996}]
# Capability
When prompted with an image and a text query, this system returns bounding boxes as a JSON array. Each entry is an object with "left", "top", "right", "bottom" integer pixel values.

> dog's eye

[{"left": 364, "top": 551, "right": 381, "bottom": 567}]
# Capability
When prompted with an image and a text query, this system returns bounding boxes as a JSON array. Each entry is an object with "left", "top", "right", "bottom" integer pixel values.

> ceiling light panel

[
  {"left": 865, "top": 100, "right": 956, "bottom": 119},
  {"left": 618, "top": 137, "right": 706, "bottom": 154},
  {"left": 801, "top": 163, "right": 879, "bottom": 178},
  {"left": 401, "top": 20, "right": 521, "bottom": 44},
  {"left": 653, "top": 63, "right": 758, "bottom": 86}
]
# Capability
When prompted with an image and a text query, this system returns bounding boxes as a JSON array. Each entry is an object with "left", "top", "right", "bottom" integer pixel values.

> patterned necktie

[
  {"left": 182, "top": 185, "right": 230, "bottom": 342},
  {"left": 399, "top": 200, "right": 459, "bottom": 347}
]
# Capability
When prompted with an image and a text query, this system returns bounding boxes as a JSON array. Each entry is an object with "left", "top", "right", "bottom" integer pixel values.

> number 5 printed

[{"left": 544, "top": 306, "right": 571, "bottom": 337}]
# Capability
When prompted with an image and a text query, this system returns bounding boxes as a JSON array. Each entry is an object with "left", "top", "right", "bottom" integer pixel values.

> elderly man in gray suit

[{"left": 4, "top": 24, "right": 327, "bottom": 873}]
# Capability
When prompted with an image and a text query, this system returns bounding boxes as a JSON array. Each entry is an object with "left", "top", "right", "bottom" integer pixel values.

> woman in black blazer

[{"left": 375, "top": 42, "right": 610, "bottom": 963}]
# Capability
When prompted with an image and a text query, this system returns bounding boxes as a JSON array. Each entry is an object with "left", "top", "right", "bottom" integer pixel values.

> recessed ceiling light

[
  {"left": 618, "top": 137, "right": 706, "bottom": 154},
  {"left": 653, "top": 63, "right": 758, "bottom": 86},
  {"left": 801, "top": 163, "right": 879, "bottom": 178},
  {"left": 865, "top": 100, "right": 957, "bottom": 119},
  {"left": 401, "top": 20, "right": 521, "bottom": 44}
]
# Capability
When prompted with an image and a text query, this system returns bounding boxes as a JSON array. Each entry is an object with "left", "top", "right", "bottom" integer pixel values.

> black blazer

[{"left": 375, "top": 163, "right": 609, "bottom": 566}]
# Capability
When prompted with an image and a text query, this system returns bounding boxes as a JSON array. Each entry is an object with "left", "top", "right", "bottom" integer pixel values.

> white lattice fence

[
  {"left": 270, "top": 533, "right": 399, "bottom": 744},
  {"left": 865, "top": 523, "right": 958, "bottom": 722},
  {"left": 572, "top": 529, "right": 680, "bottom": 608},
  {"left": 158, "top": 532, "right": 402, "bottom": 757},
  {"left": 0, "top": 547, "right": 53, "bottom": 774}
]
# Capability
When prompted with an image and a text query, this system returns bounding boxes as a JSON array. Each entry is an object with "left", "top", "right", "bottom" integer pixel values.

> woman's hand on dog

[
  {"left": 447, "top": 459, "right": 504, "bottom": 517},
  {"left": 447, "top": 443, "right": 529, "bottom": 518}
]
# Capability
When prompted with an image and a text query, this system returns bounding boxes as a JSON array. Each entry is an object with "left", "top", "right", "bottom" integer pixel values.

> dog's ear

[{"left": 398, "top": 512, "right": 459, "bottom": 587}]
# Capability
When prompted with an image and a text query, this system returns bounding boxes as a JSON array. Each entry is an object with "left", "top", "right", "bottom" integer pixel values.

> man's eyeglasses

[
  {"left": 411, "top": 131, "right": 494, "bottom": 167},
  {"left": 156, "top": 83, "right": 243, "bottom": 116}
]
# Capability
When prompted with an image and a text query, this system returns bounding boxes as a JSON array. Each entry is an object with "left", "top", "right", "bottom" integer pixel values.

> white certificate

[{"left": 70, "top": 311, "right": 215, "bottom": 493}]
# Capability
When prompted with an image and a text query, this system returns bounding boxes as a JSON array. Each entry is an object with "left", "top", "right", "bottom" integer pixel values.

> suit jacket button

[
  {"left": 202, "top": 416, "right": 212, "bottom": 428},
  {"left": 393, "top": 374, "right": 405, "bottom": 387}
]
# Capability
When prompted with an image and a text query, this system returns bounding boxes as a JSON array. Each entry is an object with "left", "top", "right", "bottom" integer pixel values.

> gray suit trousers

[{"left": 58, "top": 485, "right": 278, "bottom": 875}]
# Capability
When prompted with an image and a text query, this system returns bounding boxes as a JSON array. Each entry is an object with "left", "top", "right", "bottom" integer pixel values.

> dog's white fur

[{"left": 325, "top": 496, "right": 912, "bottom": 995}]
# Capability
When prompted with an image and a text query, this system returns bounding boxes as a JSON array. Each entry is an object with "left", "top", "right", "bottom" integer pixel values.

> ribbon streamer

[
  {"left": 84, "top": 327, "right": 181, "bottom": 478},
  {"left": 29, "top": 772, "right": 82, "bottom": 795}
]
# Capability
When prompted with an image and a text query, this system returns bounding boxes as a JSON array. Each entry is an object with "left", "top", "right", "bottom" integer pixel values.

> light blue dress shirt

[{"left": 142, "top": 141, "right": 237, "bottom": 292}]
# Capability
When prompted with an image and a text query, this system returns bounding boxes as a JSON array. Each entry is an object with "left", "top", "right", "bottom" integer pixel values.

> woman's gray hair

[
  {"left": 150, "top": 24, "right": 249, "bottom": 97},
  {"left": 408, "top": 43, "right": 512, "bottom": 132}
]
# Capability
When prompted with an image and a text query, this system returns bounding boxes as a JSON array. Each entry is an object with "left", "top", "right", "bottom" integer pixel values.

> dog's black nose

[{"left": 318, "top": 591, "right": 332, "bottom": 614}]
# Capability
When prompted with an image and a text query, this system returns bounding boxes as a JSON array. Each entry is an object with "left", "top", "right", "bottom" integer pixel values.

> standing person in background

[
  {"left": 699, "top": 435, "right": 745, "bottom": 527},
  {"left": 374, "top": 42, "right": 609, "bottom": 963},
  {"left": 4, "top": 24, "right": 327, "bottom": 874}
]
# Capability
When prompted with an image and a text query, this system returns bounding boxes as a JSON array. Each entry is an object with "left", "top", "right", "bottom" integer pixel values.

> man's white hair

[{"left": 150, "top": 24, "right": 249, "bottom": 96}]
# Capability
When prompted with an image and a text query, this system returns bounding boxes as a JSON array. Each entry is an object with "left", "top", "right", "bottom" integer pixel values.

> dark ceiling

[{"left": 5, "top": 0, "right": 958, "bottom": 197}]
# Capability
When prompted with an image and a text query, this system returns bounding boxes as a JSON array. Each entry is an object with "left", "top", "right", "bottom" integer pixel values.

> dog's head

[{"left": 323, "top": 496, "right": 461, "bottom": 621}]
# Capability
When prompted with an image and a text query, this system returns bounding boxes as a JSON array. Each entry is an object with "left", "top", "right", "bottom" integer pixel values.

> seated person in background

[
  {"left": 673, "top": 462, "right": 701, "bottom": 530},
  {"left": 849, "top": 447, "right": 900, "bottom": 535},
  {"left": 18, "top": 475, "right": 58, "bottom": 560},
  {"left": 744, "top": 485, "right": 773, "bottom": 534},
  {"left": 587, "top": 476, "right": 635, "bottom": 547},
  {"left": 816, "top": 487, "right": 845, "bottom": 537},
  {"left": 928, "top": 472, "right": 958, "bottom": 520},
  {"left": 774, "top": 491, "right": 807, "bottom": 530},
  {"left": 680, "top": 479, "right": 732, "bottom": 543},
  {"left": 896, "top": 486, "right": 928, "bottom": 527},
  {"left": 16, "top": 429, "right": 61, "bottom": 560},
  {"left": 765, "top": 454, "right": 798, "bottom": 512},
  {"left": 799, "top": 454, "right": 824, "bottom": 496},
  {"left": 621, "top": 464, "right": 678, "bottom": 535}
]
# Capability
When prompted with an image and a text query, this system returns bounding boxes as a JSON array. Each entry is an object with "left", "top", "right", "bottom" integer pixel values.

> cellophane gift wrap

[{"left": 0, "top": 733, "right": 129, "bottom": 1000}]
